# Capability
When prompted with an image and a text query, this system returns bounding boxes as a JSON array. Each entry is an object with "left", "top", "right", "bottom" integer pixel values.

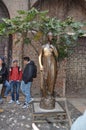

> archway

[{"left": 0, "top": 1, "right": 12, "bottom": 66}]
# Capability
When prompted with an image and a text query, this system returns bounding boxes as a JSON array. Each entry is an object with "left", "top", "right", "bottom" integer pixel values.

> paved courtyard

[{"left": 0, "top": 96, "right": 86, "bottom": 130}]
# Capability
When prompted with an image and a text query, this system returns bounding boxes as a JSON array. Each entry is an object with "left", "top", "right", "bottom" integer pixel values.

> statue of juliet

[{"left": 39, "top": 32, "right": 58, "bottom": 109}]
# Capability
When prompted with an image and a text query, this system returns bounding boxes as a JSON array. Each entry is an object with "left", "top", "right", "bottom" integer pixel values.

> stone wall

[
  {"left": 35, "top": 0, "right": 86, "bottom": 22},
  {"left": 2, "top": 0, "right": 28, "bottom": 18}
]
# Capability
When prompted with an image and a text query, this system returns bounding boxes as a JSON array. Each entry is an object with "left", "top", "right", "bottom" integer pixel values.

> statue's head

[{"left": 47, "top": 32, "right": 53, "bottom": 42}]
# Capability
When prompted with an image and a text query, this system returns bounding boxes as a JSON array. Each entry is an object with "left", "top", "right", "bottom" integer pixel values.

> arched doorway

[{"left": 0, "top": 1, "right": 12, "bottom": 66}]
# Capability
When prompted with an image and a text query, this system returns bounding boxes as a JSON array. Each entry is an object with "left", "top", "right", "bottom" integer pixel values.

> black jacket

[
  {"left": 0, "top": 63, "right": 8, "bottom": 84},
  {"left": 22, "top": 61, "right": 34, "bottom": 84}
]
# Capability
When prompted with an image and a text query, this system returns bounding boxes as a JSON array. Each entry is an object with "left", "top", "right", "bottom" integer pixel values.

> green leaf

[
  {"left": 17, "top": 10, "right": 26, "bottom": 15},
  {"left": 24, "top": 38, "right": 31, "bottom": 44}
]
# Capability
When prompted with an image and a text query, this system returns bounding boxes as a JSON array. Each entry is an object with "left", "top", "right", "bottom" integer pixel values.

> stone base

[
  {"left": 32, "top": 101, "right": 66, "bottom": 123},
  {"left": 40, "top": 97, "right": 55, "bottom": 110},
  {"left": 33, "top": 102, "right": 64, "bottom": 113}
]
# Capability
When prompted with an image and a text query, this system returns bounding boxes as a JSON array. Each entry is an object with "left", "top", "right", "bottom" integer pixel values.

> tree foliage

[
  {"left": 0, "top": 8, "right": 85, "bottom": 59},
  {"left": 39, "top": 16, "right": 85, "bottom": 59}
]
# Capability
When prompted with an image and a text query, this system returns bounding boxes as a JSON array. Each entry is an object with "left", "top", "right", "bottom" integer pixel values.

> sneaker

[
  {"left": 3, "top": 96, "right": 7, "bottom": 98},
  {"left": 8, "top": 100, "right": 14, "bottom": 104},
  {"left": 22, "top": 102, "right": 29, "bottom": 109},
  {"left": 29, "top": 98, "right": 34, "bottom": 104},
  {"left": 16, "top": 100, "right": 20, "bottom": 105}
]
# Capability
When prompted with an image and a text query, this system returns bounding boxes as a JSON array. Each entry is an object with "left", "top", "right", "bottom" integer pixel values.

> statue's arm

[
  {"left": 53, "top": 46, "right": 58, "bottom": 58},
  {"left": 39, "top": 48, "right": 44, "bottom": 71}
]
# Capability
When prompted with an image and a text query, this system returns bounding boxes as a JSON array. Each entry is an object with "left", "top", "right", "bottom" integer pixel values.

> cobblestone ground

[
  {"left": 0, "top": 96, "right": 81, "bottom": 130},
  {"left": 0, "top": 99, "right": 32, "bottom": 130}
]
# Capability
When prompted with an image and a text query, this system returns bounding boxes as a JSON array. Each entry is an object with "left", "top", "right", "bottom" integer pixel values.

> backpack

[
  {"left": 10, "top": 66, "right": 20, "bottom": 75},
  {"left": 32, "top": 62, "right": 37, "bottom": 78}
]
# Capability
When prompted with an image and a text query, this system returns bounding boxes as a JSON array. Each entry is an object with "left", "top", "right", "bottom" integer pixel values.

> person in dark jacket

[
  {"left": 0, "top": 57, "right": 8, "bottom": 103},
  {"left": 21, "top": 57, "right": 34, "bottom": 108},
  {"left": 1, "top": 57, "right": 11, "bottom": 98}
]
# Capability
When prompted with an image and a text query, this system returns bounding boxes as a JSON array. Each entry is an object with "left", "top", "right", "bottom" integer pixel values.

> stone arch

[
  {"left": 0, "top": 0, "right": 12, "bottom": 66},
  {"left": 33, "top": 0, "right": 86, "bottom": 21},
  {"left": 0, "top": 0, "right": 10, "bottom": 18}
]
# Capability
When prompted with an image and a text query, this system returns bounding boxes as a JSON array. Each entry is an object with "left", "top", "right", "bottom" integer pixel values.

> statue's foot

[{"left": 40, "top": 96, "right": 55, "bottom": 110}]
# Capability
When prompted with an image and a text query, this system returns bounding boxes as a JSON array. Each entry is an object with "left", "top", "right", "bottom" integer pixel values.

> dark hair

[
  {"left": 23, "top": 57, "right": 30, "bottom": 61},
  {"left": 0, "top": 56, "right": 4, "bottom": 62}
]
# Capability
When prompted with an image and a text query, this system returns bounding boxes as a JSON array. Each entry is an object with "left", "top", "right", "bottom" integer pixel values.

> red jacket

[{"left": 9, "top": 66, "right": 22, "bottom": 81}]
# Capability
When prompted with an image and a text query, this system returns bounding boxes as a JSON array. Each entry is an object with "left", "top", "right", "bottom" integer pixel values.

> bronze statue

[{"left": 39, "top": 32, "right": 58, "bottom": 109}]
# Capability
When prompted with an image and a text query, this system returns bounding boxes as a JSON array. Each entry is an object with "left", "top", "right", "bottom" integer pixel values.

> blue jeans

[
  {"left": 10, "top": 81, "right": 20, "bottom": 101},
  {"left": 0, "top": 95, "right": 2, "bottom": 100},
  {"left": 0, "top": 84, "right": 3, "bottom": 100},
  {"left": 21, "top": 80, "right": 32, "bottom": 103},
  {"left": 0, "top": 95, "right": 3, "bottom": 103},
  {"left": 4, "top": 80, "right": 11, "bottom": 96}
]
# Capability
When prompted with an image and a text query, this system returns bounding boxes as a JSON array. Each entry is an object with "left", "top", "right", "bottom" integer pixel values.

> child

[{"left": 9, "top": 60, "right": 22, "bottom": 104}]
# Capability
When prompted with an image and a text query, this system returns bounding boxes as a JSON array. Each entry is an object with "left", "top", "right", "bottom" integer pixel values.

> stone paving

[
  {"left": 0, "top": 97, "right": 67, "bottom": 130},
  {"left": 0, "top": 99, "right": 32, "bottom": 130},
  {"left": 68, "top": 98, "right": 86, "bottom": 113},
  {"left": 0, "top": 96, "right": 85, "bottom": 130}
]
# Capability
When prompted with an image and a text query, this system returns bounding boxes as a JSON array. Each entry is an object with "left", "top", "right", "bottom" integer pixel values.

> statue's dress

[{"left": 42, "top": 44, "right": 57, "bottom": 97}]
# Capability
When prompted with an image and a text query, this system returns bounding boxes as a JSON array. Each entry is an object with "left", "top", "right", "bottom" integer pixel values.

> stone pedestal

[
  {"left": 40, "top": 96, "right": 55, "bottom": 110},
  {"left": 33, "top": 101, "right": 64, "bottom": 113},
  {"left": 32, "top": 101, "right": 65, "bottom": 123}
]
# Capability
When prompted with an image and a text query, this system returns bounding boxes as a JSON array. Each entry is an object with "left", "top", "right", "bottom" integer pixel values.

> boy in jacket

[
  {"left": 9, "top": 60, "right": 22, "bottom": 104},
  {"left": 21, "top": 57, "right": 34, "bottom": 108}
]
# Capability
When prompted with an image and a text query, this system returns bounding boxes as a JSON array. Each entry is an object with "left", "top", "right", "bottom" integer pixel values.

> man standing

[
  {"left": 9, "top": 60, "right": 22, "bottom": 104},
  {"left": 21, "top": 57, "right": 35, "bottom": 108}
]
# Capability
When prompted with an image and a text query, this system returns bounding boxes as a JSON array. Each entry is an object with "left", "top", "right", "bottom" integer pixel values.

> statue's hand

[{"left": 40, "top": 66, "right": 44, "bottom": 71}]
